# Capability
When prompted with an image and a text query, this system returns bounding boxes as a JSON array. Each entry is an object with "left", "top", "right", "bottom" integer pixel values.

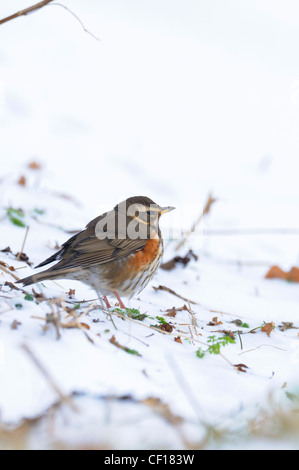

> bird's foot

[{"left": 113, "top": 290, "right": 126, "bottom": 309}]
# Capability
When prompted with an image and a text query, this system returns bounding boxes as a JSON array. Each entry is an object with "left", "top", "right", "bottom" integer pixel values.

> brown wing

[{"left": 45, "top": 209, "right": 147, "bottom": 272}]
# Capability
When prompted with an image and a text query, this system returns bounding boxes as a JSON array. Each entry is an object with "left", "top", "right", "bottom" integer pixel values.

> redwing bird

[{"left": 18, "top": 196, "right": 175, "bottom": 308}]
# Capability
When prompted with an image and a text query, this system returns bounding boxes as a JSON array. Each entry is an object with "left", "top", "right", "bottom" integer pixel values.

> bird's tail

[{"left": 17, "top": 268, "right": 72, "bottom": 287}]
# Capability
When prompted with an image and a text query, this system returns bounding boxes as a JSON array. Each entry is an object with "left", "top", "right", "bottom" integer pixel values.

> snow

[{"left": 0, "top": 0, "right": 299, "bottom": 450}]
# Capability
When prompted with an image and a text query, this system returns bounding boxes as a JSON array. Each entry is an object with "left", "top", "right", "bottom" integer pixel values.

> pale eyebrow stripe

[{"left": 133, "top": 216, "right": 149, "bottom": 225}]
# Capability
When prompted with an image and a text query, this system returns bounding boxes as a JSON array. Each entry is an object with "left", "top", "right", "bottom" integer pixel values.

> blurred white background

[
  {"left": 1, "top": 4, "right": 299, "bottom": 445},
  {"left": 0, "top": 0, "right": 299, "bottom": 232}
]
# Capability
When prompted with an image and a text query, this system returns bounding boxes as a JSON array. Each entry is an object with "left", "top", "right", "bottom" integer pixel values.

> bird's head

[{"left": 114, "top": 196, "right": 175, "bottom": 239}]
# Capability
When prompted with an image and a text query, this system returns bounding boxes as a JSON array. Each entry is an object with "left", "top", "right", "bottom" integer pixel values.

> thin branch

[
  {"left": 175, "top": 192, "right": 216, "bottom": 251},
  {"left": 152, "top": 284, "right": 198, "bottom": 305},
  {"left": 50, "top": 3, "right": 100, "bottom": 41},
  {"left": 0, "top": 0, "right": 100, "bottom": 41},
  {"left": 0, "top": 0, "right": 54, "bottom": 25},
  {"left": 238, "top": 344, "right": 286, "bottom": 355},
  {"left": 203, "top": 228, "right": 299, "bottom": 236},
  {"left": 21, "top": 343, "right": 78, "bottom": 411},
  {"left": 0, "top": 264, "right": 21, "bottom": 282},
  {"left": 17, "top": 226, "right": 30, "bottom": 261}
]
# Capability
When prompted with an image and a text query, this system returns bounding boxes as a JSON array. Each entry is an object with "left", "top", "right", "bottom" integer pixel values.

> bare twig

[
  {"left": 152, "top": 285, "right": 198, "bottom": 305},
  {"left": 187, "top": 300, "right": 198, "bottom": 337},
  {"left": 165, "top": 353, "right": 206, "bottom": 423},
  {"left": 0, "top": 0, "right": 54, "bottom": 25},
  {"left": 50, "top": 3, "right": 100, "bottom": 41},
  {"left": 21, "top": 343, "right": 78, "bottom": 411},
  {"left": 0, "top": 264, "right": 21, "bottom": 282},
  {"left": 0, "top": 0, "right": 100, "bottom": 43},
  {"left": 239, "top": 344, "right": 286, "bottom": 355},
  {"left": 17, "top": 226, "right": 29, "bottom": 261},
  {"left": 175, "top": 192, "right": 216, "bottom": 251},
  {"left": 203, "top": 228, "right": 299, "bottom": 236}
]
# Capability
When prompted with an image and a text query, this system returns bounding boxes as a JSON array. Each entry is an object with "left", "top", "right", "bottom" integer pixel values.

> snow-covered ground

[{"left": 0, "top": 0, "right": 299, "bottom": 450}]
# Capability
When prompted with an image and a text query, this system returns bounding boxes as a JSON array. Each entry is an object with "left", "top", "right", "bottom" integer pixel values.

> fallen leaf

[
  {"left": 165, "top": 305, "right": 188, "bottom": 317},
  {"left": 207, "top": 316, "right": 223, "bottom": 326},
  {"left": 17, "top": 176, "right": 26, "bottom": 186},
  {"left": 15, "top": 252, "right": 32, "bottom": 266},
  {"left": 32, "top": 288, "right": 47, "bottom": 303},
  {"left": 289, "top": 267, "right": 299, "bottom": 282},
  {"left": 278, "top": 322, "right": 299, "bottom": 331},
  {"left": 214, "top": 329, "right": 236, "bottom": 340},
  {"left": 265, "top": 266, "right": 286, "bottom": 280},
  {"left": 0, "top": 247, "right": 12, "bottom": 253},
  {"left": 165, "top": 307, "right": 177, "bottom": 317},
  {"left": 68, "top": 289, "right": 76, "bottom": 298},
  {"left": 261, "top": 321, "right": 275, "bottom": 337},
  {"left": 11, "top": 320, "right": 21, "bottom": 330},
  {"left": 28, "top": 161, "right": 42, "bottom": 170},
  {"left": 159, "top": 322, "right": 173, "bottom": 333},
  {"left": 4, "top": 281, "right": 20, "bottom": 291},
  {"left": 174, "top": 336, "right": 182, "bottom": 343},
  {"left": 0, "top": 261, "right": 16, "bottom": 272},
  {"left": 160, "top": 250, "right": 199, "bottom": 271},
  {"left": 234, "top": 363, "right": 248, "bottom": 373},
  {"left": 265, "top": 265, "right": 299, "bottom": 282}
]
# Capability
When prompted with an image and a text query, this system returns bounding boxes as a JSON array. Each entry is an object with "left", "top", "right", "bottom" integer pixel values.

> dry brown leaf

[
  {"left": 265, "top": 265, "right": 299, "bottom": 282},
  {"left": 278, "top": 322, "right": 299, "bottom": 332},
  {"left": 237, "top": 364, "right": 248, "bottom": 372},
  {"left": 289, "top": 267, "right": 299, "bottom": 282},
  {"left": 4, "top": 281, "right": 20, "bottom": 291},
  {"left": 0, "top": 261, "right": 15, "bottom": 272},
  {"left": 11, "top": 320, "right": 21, "bottom": 330},
  {"left": 207, "top": 316, "right": 223, "bottom": 326},
  {"left": 0, "top": 247, "right": 12, "bottom": 253},
  {"left": 160, "top": 250, "right": 198, "bottom": 271},
  {"left": 32, "top": 288, "right": 47, "bottom": 303},
  {"left": 165, "top": 305, "right": 189, "bottom": 317},
  {"left": 261, "top": 322, "right": 275, "bottom": 337},
  {"left": 165, "top": 308, "right": 177, "bottom": 317},
  {"left": 174, "top": 336, "right": 182, "bottom": 344},
  {"left": 159, "top": 322, "right": 173, "bottom": 333},
  {"left": 28, "top": 161, "right": 42, "bottom": 170},
  {"left": 17, "top": 175, "right": 26, "bottom": 186}
]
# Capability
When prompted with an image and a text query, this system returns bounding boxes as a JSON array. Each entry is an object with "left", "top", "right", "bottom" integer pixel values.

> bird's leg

[
  {"left": 96, "top": 290, "right": 111, "bottom": 309},
  {"left": 113, "top": 290, "right": 126, "bottom": 309},
  {"left": 103, "top": 295, "right": 111, "bottom": 309}
]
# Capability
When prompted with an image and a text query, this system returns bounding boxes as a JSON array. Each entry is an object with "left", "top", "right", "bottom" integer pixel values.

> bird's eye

[{"left": 147, "top": 211, "right": 151, "bottom": 216}]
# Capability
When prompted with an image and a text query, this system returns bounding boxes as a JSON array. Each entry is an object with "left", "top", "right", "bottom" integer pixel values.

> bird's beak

[{"left": 160, "top": 206, "right": 175, "bottom": 215}]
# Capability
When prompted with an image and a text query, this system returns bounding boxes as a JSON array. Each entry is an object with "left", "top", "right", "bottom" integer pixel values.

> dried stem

[
  {"left": 203, "top": 227, "right": 299, "bottom": 236},
  {"left": 152, "top": 284, "right": 198, "bottom": 305},
  {"left": 0, "top": 264, "right": 21, "bottom": 282},
  {"left": 17, "top": 226, "right": 29, "bottom": 261},
  {"left": 0, "top": 0, "right": 100, "bottom": 42},
  {"left": 21, "top": 343, "right": 78, "bottom": 411},
  {"left": 0, "top": 0, "right": 54, "bottom": 25},
  {"left": 175, "top": 192, "right": 216, "bottom": 251},
  {"left": 50, "top": 3, "right": 100, "bottom": 41}
]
